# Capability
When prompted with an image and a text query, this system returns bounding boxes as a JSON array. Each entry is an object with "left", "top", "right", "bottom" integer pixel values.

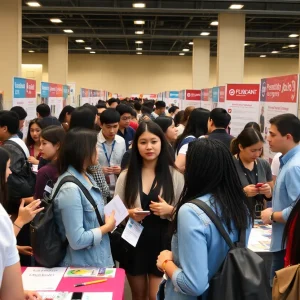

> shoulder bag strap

[
  {"left": 4, "top": 139, "right": 28, "bottom": 160},
  {"left": 51, "top": 175, "right": 105, "bottom": 227},
  {"left": 189, "top": 199, "right": 236, "bottom": 250}
]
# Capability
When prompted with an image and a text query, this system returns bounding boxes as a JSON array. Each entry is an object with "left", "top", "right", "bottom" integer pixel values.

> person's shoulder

[
  {"left": 115, "top": 134, "right": 125, "bottom": 144},
  {"left": 170, "top": 166, "right": 184, "bottom": 180},
  {"left": 38, "top": 163, "right": 57, "bottom": 176},
  {"left": 257, "top": 157, "right": 270, "bottom": 168}
]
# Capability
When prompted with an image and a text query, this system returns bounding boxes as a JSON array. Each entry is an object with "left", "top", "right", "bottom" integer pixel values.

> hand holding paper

[{"left": 104, "top": 195, "right": 129, "bottom": 228}]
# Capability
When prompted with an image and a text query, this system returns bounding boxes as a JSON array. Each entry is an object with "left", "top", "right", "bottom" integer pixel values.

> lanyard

[{"left": 102, "top": 140, "right": 116, "bottom": 167}]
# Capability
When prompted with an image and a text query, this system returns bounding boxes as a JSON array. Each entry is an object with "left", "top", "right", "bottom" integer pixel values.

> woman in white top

[
  {"left": 115, "top": 121, "right": 184, "bottom": 300},
  {"left": 0, "top": 147, "right": 42, "bottom": 300}
]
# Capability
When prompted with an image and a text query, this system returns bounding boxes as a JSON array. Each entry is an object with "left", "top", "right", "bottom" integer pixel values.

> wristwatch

[{"left": 270, "top": 212, "right": 276, "bottom": 223}]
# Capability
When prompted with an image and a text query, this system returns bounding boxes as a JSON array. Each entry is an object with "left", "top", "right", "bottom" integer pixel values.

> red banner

[
  {"left": 186, "top": 89, "right": 201, "bottom": 101},
  {"left": 201, "top": 89, "right": 209, "bottom": 101},
  {"left": 219, "top": 86, "right": 225, "bottom": 102},
  {"left": 260, "top": 74, "right": 298, "bottom": 103},
  {"left": 25, "top": 79, "right": 36, "bottom": 98},
  {"left": 226, "top": 84, "right": 260, "bottom": 101}
]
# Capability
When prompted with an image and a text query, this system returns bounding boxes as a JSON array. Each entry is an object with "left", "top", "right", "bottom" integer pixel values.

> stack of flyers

[{"left": 64, "top": 267, "right": 99, "bottom": 277}]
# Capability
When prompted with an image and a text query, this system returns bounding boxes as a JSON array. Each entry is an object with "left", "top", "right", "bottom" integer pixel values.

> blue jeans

[{"left": 270, "top": 250, "right": 285, "bottom": 287}]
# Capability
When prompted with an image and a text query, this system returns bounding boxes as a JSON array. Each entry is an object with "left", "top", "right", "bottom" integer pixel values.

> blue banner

[
  {"left": 212, "top": 87, "right": 219, "bottom": 103},
  {"left": 63, "top": 85, "right": 69, "bottom": 99},
  {"left": 41, "top": 82, "right": 50, "bottom": 98},
  {"left": 169, "top": 91, "right": 179, "bottom": 98},
  {"left": 13, "top": 77, "right": 26, "bottom": 98}
]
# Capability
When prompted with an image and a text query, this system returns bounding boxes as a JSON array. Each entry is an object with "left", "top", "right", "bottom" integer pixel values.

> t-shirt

[
  {"left": 34, "top": 163, "right": 59, "bottom": 200},
  {"left": 117, "top": 126, "right": 135, "bottom": 150},
  {"left": 271, "top": 152, "right": 282, "bottom": 177},
  {"left": 0, "top": 204, "right": 19, "bottom": 286}
]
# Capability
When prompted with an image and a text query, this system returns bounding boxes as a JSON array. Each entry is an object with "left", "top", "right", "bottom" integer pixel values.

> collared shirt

[
  {"left": 117, "top": 126, "right": 135, "bottom": 150},
  {"left": 150, "top": 111, "right": 159, "bottom": 121},
  {"left": 271, "top": 144, "right": 300, "bottom": 252}
]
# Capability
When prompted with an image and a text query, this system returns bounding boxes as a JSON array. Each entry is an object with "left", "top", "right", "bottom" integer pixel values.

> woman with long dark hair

[
  {"left": 115, "top": 121, "right": 184, "bottom": 300},
  {"left": 175, "top": 108, "right": 210, "bottom": 172},
  {"left": 156, "top": 139, "right": 252, "bottom": 299},
  {"left": 58, "top": 105, "right": 75, "bottom": 131},
  {"left": 282, "top": 199, "right": 300, "bottom": 266},
  {"left": 231, "top": 127, "right": 273, "bottom": 218}
]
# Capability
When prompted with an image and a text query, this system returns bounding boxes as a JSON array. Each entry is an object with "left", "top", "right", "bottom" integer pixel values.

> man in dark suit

[{"left": 207, "top": 108, "right": 234, "bottom": 149}]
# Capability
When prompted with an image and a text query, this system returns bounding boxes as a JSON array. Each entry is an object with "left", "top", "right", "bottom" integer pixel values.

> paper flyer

[
  {"left": 39, "top": 292, "right": 73, "bottom": 300},
  {"left": 97, "top": 268, "right": 116, "bottom": 278},
  {"left": 64, "top": 267, "right": 99, "bottom": 277},
  {"left": 82, "top": 293, "right": 113, "bottom": 300}
]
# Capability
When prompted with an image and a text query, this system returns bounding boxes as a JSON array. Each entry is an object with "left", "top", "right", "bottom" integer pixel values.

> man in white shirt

[
  {"left": 97, "top": 109, "right": 126, "bottom": 197},
  {"left": 150, "top": 101, "right": 166, "bottom": 121}
]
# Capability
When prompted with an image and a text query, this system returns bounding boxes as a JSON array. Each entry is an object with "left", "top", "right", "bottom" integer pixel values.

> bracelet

[
  {"left": 162, "top": 259, "right": 172, "bottom": 273},
  {"left": 13, "top": 222, "right": 22, "bottom": 230}
]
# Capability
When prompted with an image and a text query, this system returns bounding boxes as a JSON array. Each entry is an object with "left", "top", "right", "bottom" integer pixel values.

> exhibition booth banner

[
  {"left": 260, "top": 74, "right": 299, "bottom": 162},
  {"left": 80, "top": 88, "right": 103, "bottom": 105},
  {"left": 164, "top": 91, "right": 180, "bottom": 108},
  {"left": 201, "top": 88, "right": 213, "bottom": 110},
  {"left": 13, "top": 77, "right": 37, "bottom": 137},
  {"left": 67, "top": 82, "right": 77, "bottom": 107},
  {"left": 225, "top": 83, "right": 260, "bottom": 137},
  {"left": 212, "top": 87, "right": 219, "bottom": 110},
  {"left": 218, "top": 86, "right": 226, "bottom": 109},
  {"left": 41, "top": 82, "right": 68, "bottom": 118},
  {"left": 179, "top": 89, "right": 201, "bottom": 109}
]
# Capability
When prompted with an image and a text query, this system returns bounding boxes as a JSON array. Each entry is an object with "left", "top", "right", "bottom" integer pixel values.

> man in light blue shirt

[{"left": 261, "top": 113, "right": 300, "bottom": 285}]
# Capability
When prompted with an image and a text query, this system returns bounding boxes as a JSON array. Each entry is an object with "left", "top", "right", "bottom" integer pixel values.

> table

[{"left": 21, "top": 267, "right": 126, "bottom": 300}]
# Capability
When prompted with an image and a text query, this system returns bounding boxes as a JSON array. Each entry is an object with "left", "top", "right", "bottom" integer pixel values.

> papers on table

[
  {"left": 39, "top": 292, "right": 73, "bottom": 300},
  {"left": 64, "top": 267, "right": 99, "bottom": 277},
  {"left": 82, "top": 292, "right": 113, "bottom": 300},
  {"left": 121, "top": 218, "right": 143, "bottom": 247},
  {"left": 248, "top": 223, "right": 272, "bottom": 252},
  {"left": 22, "top": 267, "right": 66, "bottom": 291},
  {"left": 104, "top": 195, "right": 129, "bottom": 227},
  {"left": 97, "top": 268, "right": 116, "bottom": 278}
]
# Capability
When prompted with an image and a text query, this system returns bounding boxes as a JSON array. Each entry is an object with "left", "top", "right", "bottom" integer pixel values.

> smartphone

[
  {"left": 135, "top": 210, "right": 151, "bottom": 214},
  {"left": 72, "top": 292, "right": 83, "bottom": 300},
  {"left": 255, "top": 183, "right": 264, "bottom": 188}
]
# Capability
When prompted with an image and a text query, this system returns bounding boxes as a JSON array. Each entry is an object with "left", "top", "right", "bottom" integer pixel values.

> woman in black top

[{"left": 231, "top": 127, "right": 273, "bottom": 218}]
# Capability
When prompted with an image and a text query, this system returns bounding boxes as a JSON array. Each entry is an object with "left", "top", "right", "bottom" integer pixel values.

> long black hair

[
  {"left": 58, "top": 105, "right": 75, "bottom": 123},
  {"left": 124, "top": 120, "right": 176, "bottom": 208},
  {"left": 175, "top": 108, "right": 210, "bottom": 152},
  {"left": 282, "top": 199, "right": 300, "bottom": 265},
  {"left": 173, "top": 139, "right": 252, "bottom": 233},
  {"left": 25, "top": 118, "right": 44, "bottom": 147},
  {"left": 0, "top": 148, "right": 10, "bottom": 209},
  {"left": 230, "top": 127, "right": 264, "bottom": 155}
]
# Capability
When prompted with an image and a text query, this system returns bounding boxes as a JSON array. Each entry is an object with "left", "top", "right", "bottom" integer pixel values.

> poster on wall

[
  {"left": 41, "top": 82, "right": 67, "bottom": 118},
  {"left": 67, "top": 82, "right": 77, "bottom": 107},
  {"left": 13, "top": 77, "right": 37, "bottom": 138},
  {"left": 260, "top": 74, "right": 299, "bottom": 162},
  {"left": 180, "top": 89, "right": 201, "bottom": 109},
  {"left": 212, "top": 87, "right": 219, "bottom": 110},
  {"left": 167, "top": 91, "right": 180, "bottom": 108},
  {"left": 225, "top": 83, "right": 260, "bottom": 137},
  {"left": 80, "top": 88, "right": 90, "bottom": 105},
  {"left": 201, "top": 88, "right": 212, "bottom": 111},
  {"left": 218, "top": 86, "right": 226, "bottom": 109}
]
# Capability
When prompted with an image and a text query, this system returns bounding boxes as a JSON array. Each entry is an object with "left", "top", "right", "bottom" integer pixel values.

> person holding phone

[
  {"left": 115, "top": 121, "right": 184, "bottom": 300},
  {"left": 230, "top": 127, "right": 273, "bottom": 218}
]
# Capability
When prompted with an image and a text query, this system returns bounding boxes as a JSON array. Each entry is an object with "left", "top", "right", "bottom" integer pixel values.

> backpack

[
  {"left": 30, "top": 175, "right": 104, "bottom": 268},
  {"left": 189, "top": 200, "right": 271, "bottom": 300},
  {"left": 272, "top": 264, "right": 300, "bottom": 300}
]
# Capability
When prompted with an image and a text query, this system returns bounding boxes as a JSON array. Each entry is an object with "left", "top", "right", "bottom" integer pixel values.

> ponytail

[{"left": 230, "top": 138, "right": 240, "bottom": 155}]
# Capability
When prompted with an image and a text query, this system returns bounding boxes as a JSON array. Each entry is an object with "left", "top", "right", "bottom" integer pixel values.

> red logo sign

[
  {"left": 25, "top": 79, "right": 36, "bottom": 98},
  {"left": 186, "top": 89, "right": 201, "bottom": 101},
  {"left": 226, "top": 84, "right": 260, "bottom": 101}
]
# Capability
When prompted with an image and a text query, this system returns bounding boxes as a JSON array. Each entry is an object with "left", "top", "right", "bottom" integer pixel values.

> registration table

[{"left": 21, "top": 267, "right": 126, "bottom": 300}]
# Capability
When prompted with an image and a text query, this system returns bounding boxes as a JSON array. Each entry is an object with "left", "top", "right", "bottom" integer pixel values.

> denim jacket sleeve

[
  {"left": 171, "top": 203, "right": 209, "bottom": 296},
  {"left": 55, "top": 184, "right": 103, "bottom": 250}
]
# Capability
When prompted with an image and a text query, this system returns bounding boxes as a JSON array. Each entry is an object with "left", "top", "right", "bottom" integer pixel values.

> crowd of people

[{"left": 0, "top": 97, "right": 300, "bottom": 300}]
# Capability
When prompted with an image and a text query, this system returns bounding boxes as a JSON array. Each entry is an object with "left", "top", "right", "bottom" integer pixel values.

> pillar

[
  {"left": 0, "top": 0, "right": 22, "bottom": 109},
  {"left": 48, "top": 36, "right": 68, "bottom": 84},
  {"left": 192, "top": 39, "right": 210, "bottom": 89},
  {"left": 217, "top": 13, "right": 245, "bottom": 86}
]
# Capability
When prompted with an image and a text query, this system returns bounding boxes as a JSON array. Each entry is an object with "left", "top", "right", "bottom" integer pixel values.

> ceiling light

[
  {"left": 76, "top": 39, "right": 85, "bottom": 43},
  {"left": 63, "top": 29, "right": 73, "bottom": 33},
  {"left": 132, "top": 3, "right": 146, "bottom": 8},
  {"left": 189, "top": 42, "right": 194, "bottom": 45},
  {"left": 282, "top": 46, "right": 289, "bottom": 49},
  {"left": 260, "top": 55, "right": 266, "bottom": 58},
  {"left": 288, "top": 44, "right": 297, "bottom": 48},
  {"left": 136, "top": 48, "right": 143, "bottom": 51},
  {"left": 289, "top": 34, "right": 299, "bottom": 38},
  {"left": 229, "top": 4, "right": 244, "bottom": 9},
  {"left": 200, "top": 32, "right": 210, "bottom": 36},
  {"left": 179, "top": 53, "right": 185, "bottom": 56},
  {"left": 135, "top": 41, "right": 143, "bottom": 44},
  {"left": 134, "top": 20, "right": 145, "bottom": 25},
  {"left": 182, "top": 48, "right": 189, "bottom": 52},
  {"left": 271, "top": 51, "right": 279, "bottom": 54},
  {"left": 135, "top": 30, "right": 144, "bottom": 35},
  {"left": 28, "top": 50, "right": 35, "bottom": 53},
  {"left": 244, "top": 43, "right": 250, "bottom": 46},
  {"left": 85, "top": 47, "right": 92, "bottom": 50},
  {"left": 26, "top": 2, "right": 41, "bottom": 7},
  {"left": 50, "top": 18, "right": 62, "bottom": 23},
  {"left": 210, "top": 21, "right": 219, "bottom": 26},
  {"left": 90, "top": 51, "right": 96, "bottom": 54},
  {"left": 137, "top": 52, "right": 143, "bottom": 55}
]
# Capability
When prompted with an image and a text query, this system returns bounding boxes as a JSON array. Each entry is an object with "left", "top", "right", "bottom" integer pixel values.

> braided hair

[{"left": 173, "top": 139, "right": 252, "bottom": 233}]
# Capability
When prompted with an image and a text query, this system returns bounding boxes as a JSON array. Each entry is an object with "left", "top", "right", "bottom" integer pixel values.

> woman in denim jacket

[
  {"left": 157, "top": 139, "right": 253, "bottom": 299},
  {"left": 53, "top": 128, "right": 116, "bottom": 267}
]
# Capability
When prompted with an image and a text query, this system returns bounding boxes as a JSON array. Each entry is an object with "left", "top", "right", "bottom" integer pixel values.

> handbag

[{"left": 110, "top": 224, "right": 129, "bottom": 264}]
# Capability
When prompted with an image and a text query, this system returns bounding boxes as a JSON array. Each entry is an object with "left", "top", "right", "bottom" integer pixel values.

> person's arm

[{"left": 175, "top": 153, "right": 186, "bottom": 173}]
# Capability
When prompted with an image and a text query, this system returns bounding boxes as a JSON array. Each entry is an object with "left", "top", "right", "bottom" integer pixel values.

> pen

[{"left": 74, "top": 279, "right": 107, "bottom": 287}]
